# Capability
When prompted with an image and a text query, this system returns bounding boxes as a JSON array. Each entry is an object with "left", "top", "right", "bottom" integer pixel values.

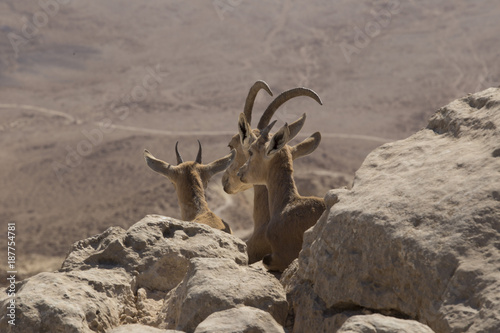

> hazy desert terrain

[{"left": 0, "top": 0, "right": 499, "bottom": 282}]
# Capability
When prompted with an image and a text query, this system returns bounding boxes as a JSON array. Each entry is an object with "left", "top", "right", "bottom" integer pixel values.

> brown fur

[
  {"left": 222, "top": 81, "right": 323, "bottom": 263},
  {"left": 144, "top": 147, "right": 235, "bottom": 233},
  {"left": 238, "top": 119, "right": 326, "bottom": 271},
  {"left": 223, "top": 130, "right": 272, "bottom": 263},
  {"left": 222, "top": 123, "right": 321, "bottom": 263}
]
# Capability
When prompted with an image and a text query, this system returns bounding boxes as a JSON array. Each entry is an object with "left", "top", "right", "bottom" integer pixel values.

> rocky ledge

[{"left": 284, "top": 87, "right": 500, "bottom": 332}]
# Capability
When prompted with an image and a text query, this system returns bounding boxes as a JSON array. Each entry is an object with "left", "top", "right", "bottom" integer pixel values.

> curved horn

[
  {"left": 243, "top": 81, "right": 273, "bottom": 125},
  {"left": 257, "top": 87, "right": 323, "bottom": 130},
  {"left": 175, "top": 142, "right": 183, "bottom": 165},
  {"left": 195, "top": 140, "right": 202, "bottom": 164},
  {"left": 259, "top": 120, "right": 277, "bottom": 142}
]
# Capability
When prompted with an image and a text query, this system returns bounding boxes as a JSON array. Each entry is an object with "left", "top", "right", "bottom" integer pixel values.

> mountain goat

[
  {"left": 238, "top": 115, "right": 326, "bottom": 271},
  {"left": 144, "top": 141, "right": 235, "bottom": 233},
  {"left": 222, "top": 81, "right": 322, "bottom": 263}
]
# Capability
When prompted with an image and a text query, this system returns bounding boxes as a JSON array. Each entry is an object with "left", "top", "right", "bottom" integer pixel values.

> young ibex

[
  {"left": 144, "top": 141, "right": 235, "bottom": 233},
  {"left": 222, "top": 81, "right": 322, "bottom": 263},
  {"left": 238, "top": 115, "right": 326, "bottom": 271}
]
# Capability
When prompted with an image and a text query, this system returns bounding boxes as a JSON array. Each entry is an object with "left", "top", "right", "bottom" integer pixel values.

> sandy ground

[{"left": 0, "top": 0, "right": 499, "bottom": 283}]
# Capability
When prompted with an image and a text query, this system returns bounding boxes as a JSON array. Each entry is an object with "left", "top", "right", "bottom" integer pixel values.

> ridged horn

[
  {"left": 175, "top": 142, "right": 183, "bottom": 165},
  {"left": 243, "top": 81, "right": 273, "bottom": 125},
  {"left": 195, "top": 140, "right": 202, "bottom": 164},
  {"left": 257, "top": 87, "right": 323, "bottom": 130}
]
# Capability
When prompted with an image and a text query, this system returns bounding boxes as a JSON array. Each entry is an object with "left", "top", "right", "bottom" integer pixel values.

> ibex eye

[{"left": 248, "top": 150, "right": 253, "bottom": 157}]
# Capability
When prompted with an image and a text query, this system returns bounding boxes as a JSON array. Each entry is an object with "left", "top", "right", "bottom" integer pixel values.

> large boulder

[
  {"left": 62, "top": 215, "right": 247, "bottom": 291},
  {"left": 158, "top": 258, "right": 288, "bottom": 332},
  {"left": 284, "top": 87, "right": 500, "bottom": 332},
  {"left": 0, "top": 268, "right": 136, "bottom": 333},
  {"left": 194, "top": 306, "right": 285, "bottom": 333},
  {"left": 0, "top": 216, "right": 251, "bottom": 332}
]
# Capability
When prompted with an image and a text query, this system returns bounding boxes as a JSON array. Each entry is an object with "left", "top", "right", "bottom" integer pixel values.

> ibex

[
  {"left": 222, "top": 81, "right": 322, "bottom": 263},
  {"left": 237, "top": 115, "right": 326, "bottom": 271},
  {"left": 144, "top": 141, "right": 235, "bottom": 233}
]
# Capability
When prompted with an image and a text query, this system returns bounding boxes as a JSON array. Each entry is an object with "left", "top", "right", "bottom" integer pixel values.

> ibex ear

[
  {"left": 144, "top": 149, "right": 177, "bottom": 180},
  {"left": 291, "top": 132, "right": 321, "bottom": 160},
  {"left": 266, "top": 124, "right": 290, "bottom": 157},
  {"left": 288, "top": 113, "right": 306, "bottom": 141},
  {"left": 238, "top": 113, "right": 254, "bottom": 147},
  {"left": 204, "top": 149, "right": 236, "bottom": 178}
]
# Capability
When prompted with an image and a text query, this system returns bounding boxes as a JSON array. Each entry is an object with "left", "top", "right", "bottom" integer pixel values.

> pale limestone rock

[
  {"left": 0, "top": 216, "right": 249, "bottom": 332},
  {"left": 159, "top": 258, "right": 288, "bottom": 332},
  {"left": 337, "top": 314, "right": 434, "bottom": 333},
  {"left": 108, "top": 324, "right": 183, "bottom": 332},
  {"left": 135, "top": 287, "right": 167, "bottom": 326},
  {"left": 284, "top": 87, "right": 500, "bottom": 333},
  {"left": 62, "top": 215, "right": 247, "bottom": 292},
  {"left": 0, "top": 268, "right": 136, "bottom": 333},
  {"left": 194, "top": 306, "right": 285, "bottom": 333}
]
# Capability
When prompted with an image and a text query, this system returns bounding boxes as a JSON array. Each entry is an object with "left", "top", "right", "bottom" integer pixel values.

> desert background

[{"left": 0, "top": 0, "right": 499, "bottom": 283}]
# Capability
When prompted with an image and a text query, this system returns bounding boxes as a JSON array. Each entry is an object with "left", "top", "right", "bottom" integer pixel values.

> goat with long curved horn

[
  {"left": 238, "top": 114, "right": 326, "bottom": 271},
  {"left": 222, "top": 83, "right": 324, "bottom": 264}
]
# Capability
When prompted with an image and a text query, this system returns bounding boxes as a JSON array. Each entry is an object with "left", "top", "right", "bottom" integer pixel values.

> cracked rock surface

[
  {"left": 0, "top": 216, "right": 254, "bottom": 332},
  {"left": 283, "top": 87, "right": 500, "bottom": 333}
]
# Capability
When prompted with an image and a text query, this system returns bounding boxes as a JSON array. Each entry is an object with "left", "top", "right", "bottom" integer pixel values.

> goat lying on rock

[
  {"left": 238, "top": 115, "right": 326, "bottom": 271},
  {"left": 144, "top": 141, "right": 235, "bottom": 233}
]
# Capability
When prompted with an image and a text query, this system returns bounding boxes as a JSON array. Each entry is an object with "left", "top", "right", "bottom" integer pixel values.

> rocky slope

[{"left": 1, "top": 87, "right": 499, "bottom": 332}]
